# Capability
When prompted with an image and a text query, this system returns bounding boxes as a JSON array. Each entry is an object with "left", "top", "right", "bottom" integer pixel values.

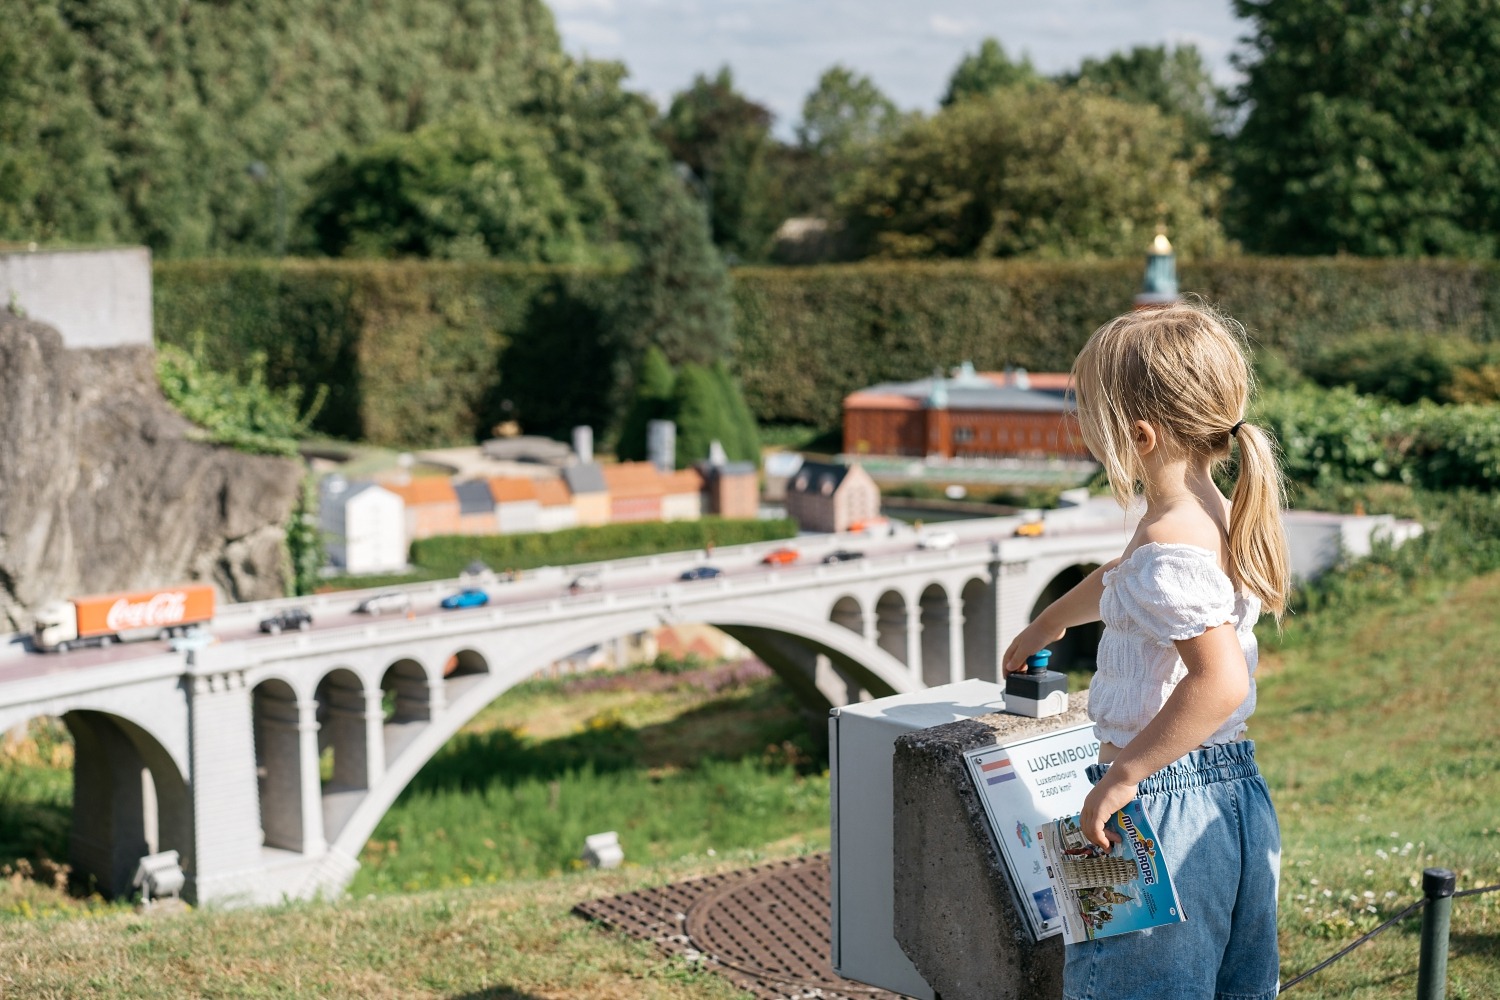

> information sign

[{"left": 962, "top": 724, "right": 1100, "bottom": 941}]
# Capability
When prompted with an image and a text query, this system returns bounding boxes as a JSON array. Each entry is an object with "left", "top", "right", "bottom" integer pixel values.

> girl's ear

[{"left": 1132, "top": 419, "right": 1158, "bottom": 457}]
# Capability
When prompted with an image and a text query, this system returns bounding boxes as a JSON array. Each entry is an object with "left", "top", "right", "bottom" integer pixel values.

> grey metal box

[{"left": 830, "top": 679, "right": 1009, "bottom": 998}]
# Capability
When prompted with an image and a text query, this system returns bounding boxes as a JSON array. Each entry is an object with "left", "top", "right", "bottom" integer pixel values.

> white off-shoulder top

[{"left": 1091, "top": 542, "right": 1261, "bottom": 749}]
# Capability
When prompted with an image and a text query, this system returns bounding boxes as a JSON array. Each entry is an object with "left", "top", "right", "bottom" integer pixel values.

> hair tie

[{"left": 1229, "top": 419, "right": 1246, "bottom": 438}]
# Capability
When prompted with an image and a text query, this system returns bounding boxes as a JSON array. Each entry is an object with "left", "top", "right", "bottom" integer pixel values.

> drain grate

[{"left": 574, "top": 852, "right": 912, "bottom": 1000}]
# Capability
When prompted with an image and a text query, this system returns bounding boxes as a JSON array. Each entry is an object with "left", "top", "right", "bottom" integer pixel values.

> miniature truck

[{"left": 33, "top": 584, "right": 216, "bottom": 653}]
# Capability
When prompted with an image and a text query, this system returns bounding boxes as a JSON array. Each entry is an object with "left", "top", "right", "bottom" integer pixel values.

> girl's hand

[
  {"left": 1080, "top": 770, "right": 1137, "bottom": 849},
  {"left": 1001, "top": 620, "right": 1066, "bottom": 675}
]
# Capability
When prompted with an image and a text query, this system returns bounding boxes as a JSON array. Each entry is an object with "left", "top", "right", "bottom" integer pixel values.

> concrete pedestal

[{"left": 892, "top": 690, "right": 1092, "bottom": 1000}]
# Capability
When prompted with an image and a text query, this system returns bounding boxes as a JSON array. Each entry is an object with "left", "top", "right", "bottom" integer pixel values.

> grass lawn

[{"left": 1, "top": 573, "right": 1497, "bottom": 998}]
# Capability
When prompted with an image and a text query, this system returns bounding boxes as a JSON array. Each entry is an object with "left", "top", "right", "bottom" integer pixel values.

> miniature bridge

[{"left": 0, "top": 501, "right": 1389, "bottom": 907}]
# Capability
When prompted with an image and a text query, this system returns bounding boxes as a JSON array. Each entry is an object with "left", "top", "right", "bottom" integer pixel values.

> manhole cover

[{"left": 576, "top": 852, "right": 912, "bottom": 1000}]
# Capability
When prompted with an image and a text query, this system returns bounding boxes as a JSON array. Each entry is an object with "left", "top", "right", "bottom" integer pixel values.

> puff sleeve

[{"left": 1111, "top": 546, "right": 1237, "bottom": 646}]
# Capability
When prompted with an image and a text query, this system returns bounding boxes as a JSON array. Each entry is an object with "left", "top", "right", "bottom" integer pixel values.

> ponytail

[{"left": 1227, "top": 422, "right": 1291, "bottom": 619}]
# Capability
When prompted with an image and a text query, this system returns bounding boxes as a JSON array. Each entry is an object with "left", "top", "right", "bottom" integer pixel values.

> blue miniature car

[
  {"left": 679, "top": 566, "right": 723, "bottom": 581},
  {"left": 440, "top": 589, "right": 489, "bottom": 610}
]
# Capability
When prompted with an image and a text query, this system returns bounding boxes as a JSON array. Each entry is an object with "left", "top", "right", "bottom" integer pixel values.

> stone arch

[
  {"left": 961, "top": 577, "right": 995, "bottom": 681},
  {"left": 50, "top": 710, "right": 192, "bottom": 899},
  {"left": 918, "top": 583, "right": 954, "bottom": 687},
  {"left": 321, "top": 604, "right": 917, "bottom": 878},
  {"left": 442, "top": 647, "right": 492, "bottom": 706},
  {"left": 1029, "top": 563, "right": 1103, "bottom": 672},
  {"left": 829, "top": 595, "right": 866, "bottom": 637}
]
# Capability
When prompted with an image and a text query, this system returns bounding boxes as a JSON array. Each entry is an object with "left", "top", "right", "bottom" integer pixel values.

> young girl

[{"left": 1002, "top": 302, "right": 1290, "bottom": 1000}]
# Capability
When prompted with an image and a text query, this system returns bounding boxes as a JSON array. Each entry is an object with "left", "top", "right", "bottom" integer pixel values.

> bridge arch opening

[
  {"left": 961, "top": 577, "right": 995, "bottom": 681},
  {"left": 442, "top": 648, "right": 491, "bottom": 705},
  {"left": 1029, "top": 564, "right": 1103, "bottom": 673},
  {"left": 919, "top": 584, "right": 954, "bottom": 687},
  {"left": 829, "top": 596, "right": 865, "bottom": 637},
  {"left": 874, "top": 590, "right": 912, "bottom": 669},
  {"left": 252, "top": 678, "right": 319, "bottom": 853}
]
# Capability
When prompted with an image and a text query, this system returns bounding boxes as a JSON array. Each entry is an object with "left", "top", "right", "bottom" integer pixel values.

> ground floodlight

[
  {"left": 582, "top": 831, "right": 623, "bottom": 869},
  {"left": 132, "top": 850, "right": 186, "bottom": 905}
]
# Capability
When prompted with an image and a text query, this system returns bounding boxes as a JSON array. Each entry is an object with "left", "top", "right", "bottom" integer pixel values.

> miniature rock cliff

[{"left": 0, "top": 310, "right": 303, "bottom": 629}]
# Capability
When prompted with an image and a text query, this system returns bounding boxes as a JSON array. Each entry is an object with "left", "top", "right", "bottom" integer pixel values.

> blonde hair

[{"left": 1071, "top": 302, "right": 1291, "bottom": 617}]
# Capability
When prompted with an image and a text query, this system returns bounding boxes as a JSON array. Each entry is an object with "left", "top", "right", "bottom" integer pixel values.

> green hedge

[
  {"left": 155, "top": 257, "right": 1500, "bottom": 444},
  {"left": 1255, "top": 386, "right": 1500, "bottom": 491},
  {"left": 409, "top": 517, "right": 798, "bottom": 577}
]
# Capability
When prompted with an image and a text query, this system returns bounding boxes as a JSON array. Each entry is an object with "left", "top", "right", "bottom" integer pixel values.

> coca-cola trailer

[{"left": 33, "top": 585, "right": 216, "bottom": 653}]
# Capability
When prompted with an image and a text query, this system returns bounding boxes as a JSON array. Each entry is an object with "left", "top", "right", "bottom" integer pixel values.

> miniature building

[
  {"left": 1057, "top": 855, "right": 1138, "bottom": 891},
  {"left": 784, "top": 461, "right": 880, "bottom": 533},
  {"left": 660, "top": 468, "right": 705, "bottom": 521},
  {"left": 489, "top": 477, "right": 541, "bottom": 534},
  {"left": 385, "top": 477, "right": 462, "bottom": 539},
  {"left": 842, "top": 363, "right": 1088, "bottom": 461},
  {"left": 453, "top": 479, "right": 499, "bottom": 535},
  {"left": 602, "top": 462, "right": 665, "bottom": 523},
  {"left": 761, "top": 451, "right": 805, "bottom": 502},
  {"left": 534, "top": 477, "right": 578, "bottom": 532},
  {"left": 563, "top": 462, "right": 610, "bottom": 526},
  {"left": 1135, "top": 228, "right": 1180, "bottom": 309},
  {"left": 320, "top": 480, "right": 407, "bottom": 574},
  {"left": 699, "top": 461, "right": 760, "bottom": 519}
]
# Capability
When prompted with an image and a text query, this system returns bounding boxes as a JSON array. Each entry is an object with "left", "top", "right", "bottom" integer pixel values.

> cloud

[
  {"left": 551, "top": 0, "right": 618, "bottom": 13},
  {"left": 559, "top": 18, "right": 624, "bottom": 49},
  {"left": 929, "top": 14, "right": 978, "bottom": 38}
]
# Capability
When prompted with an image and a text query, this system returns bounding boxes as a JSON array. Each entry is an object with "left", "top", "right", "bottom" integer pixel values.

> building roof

[
  {"left": 601, "top": 462, "right": 665, "bottom": 500},
  {"left": 488, "top": 476, "right": 539, "bottom": 504},
  {"left": 383, "top": 477, "right": 458, "bottom": 506},
  {"left": 533, "top": 478, "right": 572, "bottom": 507},
  {"left": 788, "top": 461, "right": 857, "bottom": 497},
  {"left": 563, "top": 462, "right": 608, "bottom": 495},
  {"left": 453, "top": 479, "right": 496, "bottom": 516},
  {"left": 661, "top": 468, "right": 705, "bottom": 496},
  {"left": 844, "top": 368, "right": 1073, "bottom": 414}
]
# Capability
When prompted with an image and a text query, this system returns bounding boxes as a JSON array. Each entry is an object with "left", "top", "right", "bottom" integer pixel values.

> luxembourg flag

[{"left": 980, "top": 755, "right": 1017, "bottom": 785}]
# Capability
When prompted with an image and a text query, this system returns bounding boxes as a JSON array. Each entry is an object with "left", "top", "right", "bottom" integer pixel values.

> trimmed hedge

[
  {"left": 409, "top": 517, "right": 798, "bottom": 577},
  {"left": 155, "top": 257, "right": 1500, "bottom": 444}
]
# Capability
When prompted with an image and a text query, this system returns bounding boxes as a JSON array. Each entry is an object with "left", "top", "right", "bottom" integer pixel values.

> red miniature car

[{"left": 761, "top": 547, "right": 800, "bottom": 565}]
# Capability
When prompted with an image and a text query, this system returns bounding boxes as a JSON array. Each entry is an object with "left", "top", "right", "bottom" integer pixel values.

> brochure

[{"left": 1035, "top": 800, "right": 1185, "bottom": 944}]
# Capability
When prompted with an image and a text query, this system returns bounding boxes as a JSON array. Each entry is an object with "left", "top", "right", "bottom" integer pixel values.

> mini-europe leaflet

[{"left": 1036, "top": 800, "right": 1186, "bottom": 944}]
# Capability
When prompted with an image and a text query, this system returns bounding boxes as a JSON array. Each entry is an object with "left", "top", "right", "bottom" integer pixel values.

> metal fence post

[{"left": 1416, "top": 867, "right": 1456, "bottom": 1000}]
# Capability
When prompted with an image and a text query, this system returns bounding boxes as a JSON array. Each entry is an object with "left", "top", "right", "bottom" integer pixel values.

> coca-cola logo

[{"left": 105, "top": 592, "right": 188, "bottom": 631}]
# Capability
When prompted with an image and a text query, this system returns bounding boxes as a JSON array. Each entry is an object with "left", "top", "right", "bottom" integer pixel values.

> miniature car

[
  {"left": 917, "top": 530, "right": 959, "bottom": 551},
  {"left": 1014, "top": 521, "right": 1046, "bottom": 538},
  {"left": 568, "top": 572, "right": 603, "bottom": 595},
  {"left": 679, "top": 566, "right": 723, "bottom": 581},
  {"left": 848, "top": 517, "right": 890, "bottom": 535},
  {"left": 821, "top": 549, "right": 865, "bottom": 564},
  {"left": 355, "top": 591, "right": 412, "bottom": 616},
  {"left": 259, "top": 607, "right": 313, "bottom": 634},
  {"left": 761, "top": 547, "right": 799, "bottom": 565},
  {"left": 440, "top": 589, "right": 489, "bottom": 610}
]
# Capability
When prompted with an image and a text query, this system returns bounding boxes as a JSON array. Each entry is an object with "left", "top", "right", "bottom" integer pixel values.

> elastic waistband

[{"left": 1086, "top": 740, "right": 1261, "bottom": 794}]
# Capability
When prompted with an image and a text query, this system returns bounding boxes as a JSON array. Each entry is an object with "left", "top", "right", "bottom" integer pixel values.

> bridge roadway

[{"left": 8, "top": 498, "right": 1399, "bottom": 908}]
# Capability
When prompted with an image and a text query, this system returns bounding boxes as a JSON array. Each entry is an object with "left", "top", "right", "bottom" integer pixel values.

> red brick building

[{"left": 843, "top": 366, "right": 1090, "bottom": 460}]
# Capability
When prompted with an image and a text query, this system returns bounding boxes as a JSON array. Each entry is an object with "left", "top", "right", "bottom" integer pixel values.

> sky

[{"left": 552, "top": 0, "right": 1249, "bottom": 138}]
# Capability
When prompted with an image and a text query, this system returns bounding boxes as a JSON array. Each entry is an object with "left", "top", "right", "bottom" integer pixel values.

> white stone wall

[{"left": 0, "top": 247, "right": 153, "bottom": 349}]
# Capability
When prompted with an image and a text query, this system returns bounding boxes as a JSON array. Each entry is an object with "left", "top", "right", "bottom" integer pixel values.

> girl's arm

[
  {"left": 1078, "top": 622, "right": 1250, "bottom": 848},
  {"left": 1000, "top": 558, "right": 1118, "bottom": 675}
]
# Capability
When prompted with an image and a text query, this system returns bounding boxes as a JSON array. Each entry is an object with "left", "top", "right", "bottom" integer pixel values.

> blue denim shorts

[{"left": 1063, "top": 741, "right": 1281, "bottom": 1000}]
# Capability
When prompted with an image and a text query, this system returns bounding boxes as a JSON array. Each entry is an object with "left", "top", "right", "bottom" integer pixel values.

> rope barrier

[{"left": 1280, "top": 881, "right": 1500, "bottom": 992}]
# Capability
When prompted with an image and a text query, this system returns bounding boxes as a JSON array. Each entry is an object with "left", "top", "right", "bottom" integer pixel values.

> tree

[
  {"left": 301, "top": 111, "right": 606, "bottom": 262},
  {"left": 797, "top": 65, "right": 903, "bottom": 159},
  {"left": 1061, "top": 44, "right": 1224, "bottom": 147},
  {"left": 657, "top": 67, "right": 778, "bottom": 261},
  {"left": 941, "top": 39, "right": 1039, "bottom": 107},
  {"left": 614, "top": 347, "right": 678, "bottom": 461},
  {"left": 841, "top": 82, "right": 1228, "bottom": 260},
  {"left": 670, "top": 362, "right": 760, "bottom": 468},
  {"left": 1229, "top": 0, "right": 1500, "bottom": 257}
]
